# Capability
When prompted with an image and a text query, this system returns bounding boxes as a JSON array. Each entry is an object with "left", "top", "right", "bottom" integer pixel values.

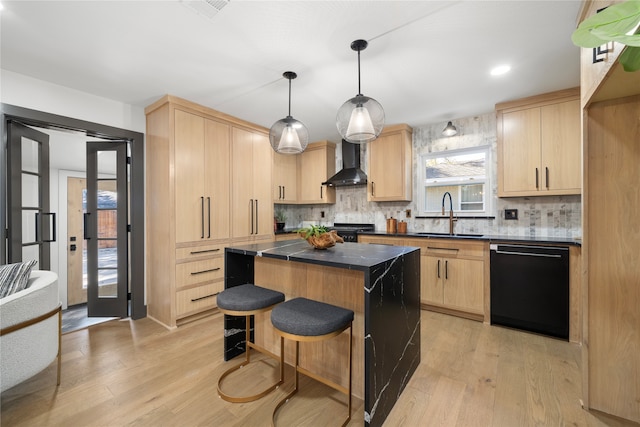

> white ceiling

[{"left": 1, "top": 0, "right": 582, "bottom": 143}]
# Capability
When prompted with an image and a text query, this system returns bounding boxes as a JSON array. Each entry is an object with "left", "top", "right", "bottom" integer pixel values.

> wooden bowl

[{"left": 302, "top": 230, "right": 344, "bottom": 250}]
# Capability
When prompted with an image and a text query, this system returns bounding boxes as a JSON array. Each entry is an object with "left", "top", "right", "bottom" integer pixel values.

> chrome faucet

[{"left": 442, "top": 192, "right": 457, "bottom": 235}]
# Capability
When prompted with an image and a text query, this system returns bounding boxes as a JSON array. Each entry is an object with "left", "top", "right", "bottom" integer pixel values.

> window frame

[{"left": 418, "top": 145, "right": 492, "bottom": 217}]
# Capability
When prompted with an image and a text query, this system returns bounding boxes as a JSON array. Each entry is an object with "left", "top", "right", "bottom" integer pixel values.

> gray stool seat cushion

[
  {"left": 217, "top": 284, "right": 285, "bottom": 312},
  {"left": 271, "top": 297, "right": 354, "bottom": 336}
]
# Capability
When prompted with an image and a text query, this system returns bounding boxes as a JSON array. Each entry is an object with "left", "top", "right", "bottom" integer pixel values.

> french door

[
  {"left": 85, "top": 142, "right": 128, "bottom": 318},
  {"left": 6, "top": 122, "right": 55, "bottom": 269}
]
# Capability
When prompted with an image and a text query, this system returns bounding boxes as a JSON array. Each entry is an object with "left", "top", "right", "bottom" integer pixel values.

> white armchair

[{"left": 0, "top": 270, "right": 61, "bottom": 393}]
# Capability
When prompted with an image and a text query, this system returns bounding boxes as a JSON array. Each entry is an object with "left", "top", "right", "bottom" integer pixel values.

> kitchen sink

[{"left": 416, "top": 232, "right": 484, "bottom": 238}]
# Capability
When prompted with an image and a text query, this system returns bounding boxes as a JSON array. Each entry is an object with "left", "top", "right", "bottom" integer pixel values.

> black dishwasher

[{"left": 490, "top": 244, "right": 569, "bottom": 340}]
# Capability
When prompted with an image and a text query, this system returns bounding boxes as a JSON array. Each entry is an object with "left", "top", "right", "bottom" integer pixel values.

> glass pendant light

[
  {"left": 336, "top": 39, "right": 385, "bottom": 144},
  {"left": 442, "top": 121, "right": 458, "bottom": 136},
  {"left": 269, "top": 71, "right": 309, "bottom": 154}
]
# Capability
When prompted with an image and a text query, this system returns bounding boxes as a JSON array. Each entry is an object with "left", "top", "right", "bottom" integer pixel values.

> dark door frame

[{"left": 1, "top": 103, "right": 146, "bottom": 320}]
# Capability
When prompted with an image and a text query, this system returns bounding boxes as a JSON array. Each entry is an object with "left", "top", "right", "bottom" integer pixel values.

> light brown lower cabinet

[
  {"left": 359, "top": 235, "right": 488, "bottom": 322},
  {"left": 413, "top": 239, "right": 486, "bottom": 321}
]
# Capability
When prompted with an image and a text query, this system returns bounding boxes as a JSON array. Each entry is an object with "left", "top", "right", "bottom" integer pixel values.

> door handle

[
  {"left": 445, "top": 260, "right": 449, "bottom": 280},
  {"left": 535, "top": 168, "right": 539, "bottom": 189},
  {"left": 44, "top": 212, "right": 56, "bottom": 242},
  {"left": 320, "top": 186, "right": 323, "bottom": 199},
  {"left": 282, "top": 186, "right": 285, "bottom": 200},
  {"left": 35, "top": 212, "right": 57, "bottom": 243},
  {"left": 83, "top": 213, "right": 90, "bottom": 240},
  {"left": 437, "top": 259, "right": 440, "bottom": 279},
  {"left": 371, "top": 181, "right": 375, "bottom": 197}
]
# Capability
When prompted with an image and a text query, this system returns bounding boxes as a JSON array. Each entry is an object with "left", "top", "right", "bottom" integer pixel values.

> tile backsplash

[{"left": 278, "top": 113, "right": 581, "bottom": 239}]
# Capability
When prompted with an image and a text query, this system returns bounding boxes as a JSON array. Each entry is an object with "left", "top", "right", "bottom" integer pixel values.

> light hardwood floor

[{"left": 1, "top": 310, "right": 637, "bottom": 426}]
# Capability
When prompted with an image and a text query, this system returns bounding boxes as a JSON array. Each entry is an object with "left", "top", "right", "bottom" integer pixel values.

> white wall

[{"left": 1, "top": 69, "right": 145, "bottom": 132}]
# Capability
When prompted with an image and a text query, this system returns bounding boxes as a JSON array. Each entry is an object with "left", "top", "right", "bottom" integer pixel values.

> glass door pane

[{"left": 7, "top": 122, "right": 51, "bottom": 269}]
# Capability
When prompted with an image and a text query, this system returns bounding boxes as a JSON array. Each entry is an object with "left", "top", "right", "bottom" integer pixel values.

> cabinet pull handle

[
  {"left": 190, "top": 267, "right": 221, "bottom": 275},
  {"left": 371, "top": 181, "right": 375, "bottom": 197},
  {"left": 445, "top": 260, "right": 449, "bottom": 280},
  {"left": 283, "top": 186, "right": 285, "bottom": 200},
  {"left": 191, "top": 292, "right": 219, "bottom": 302},
  {"left": 320, "top": 186, "right": 323, "bottom": 199},
  {"left": 250, "top": 199, "right": 254, "bottom": 234},
  {"left": 189, "top": 248, "right": 220, "bottom": 255},
  {"left": 279, "top": 185, "right": 282, "bottom": 200},
  {"left": 200, "top": 196, "right": 205, "bottom": 239},
  {"left": 535, "top": 168, "right": 539, "bottom": 189},
  {"left": 207, "top": 196, "right": 211, "bottom": 238},
  {"left": 255, "top": 199, "right": 259, "bottom": 234},
  {"left": 437, "top": 259, "right": 440, "bottom": 279},
  {"left": 545, "top": 167, "right": 549, "bottom": 189}
]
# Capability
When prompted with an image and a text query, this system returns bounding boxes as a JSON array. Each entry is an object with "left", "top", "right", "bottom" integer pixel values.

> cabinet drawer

[
  {"left": 176, "top": 282, "right": 224, "bottom": 318},
  {"left": 176, "top": 243, "right": 226, "bottom": 261},
  {"left": 407, "top": 238, "right": 486, "bottom": 259},
  {"left": 176, "top": 257, "right": 224, "bottom": 288}
]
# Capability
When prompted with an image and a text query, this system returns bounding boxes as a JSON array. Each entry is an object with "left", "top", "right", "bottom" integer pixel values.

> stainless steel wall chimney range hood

[{"left": 322, "top": 140, "right": 367, "bottom": 187}]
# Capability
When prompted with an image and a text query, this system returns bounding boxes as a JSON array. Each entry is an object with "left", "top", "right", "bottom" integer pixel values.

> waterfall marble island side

[{"left": 223, "top": 240, "right": 421, "bottom": 427}]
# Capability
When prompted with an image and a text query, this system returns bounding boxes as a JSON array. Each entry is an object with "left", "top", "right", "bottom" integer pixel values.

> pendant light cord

[
  {"left": 357, "top": 49, "right": 362, "bottom": 96},
  {"left": 288, "top": 77, "right": 292, "bottom": 117}
]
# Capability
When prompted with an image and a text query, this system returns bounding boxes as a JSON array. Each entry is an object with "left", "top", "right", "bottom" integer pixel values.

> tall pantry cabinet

[
  {"left": 145, "top": 95, "right": 272, "bottom": 328},
  {"left": 231, "top": 127, "right": 273, "bottom": 241}
]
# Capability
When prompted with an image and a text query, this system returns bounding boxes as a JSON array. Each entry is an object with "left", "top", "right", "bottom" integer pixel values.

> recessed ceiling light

[{"left": 490, "top": 65, "right": 511, "bottom": 76}]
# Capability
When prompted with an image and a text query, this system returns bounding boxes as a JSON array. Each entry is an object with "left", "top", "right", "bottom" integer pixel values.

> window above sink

[{"left": 419, "top": 145, "right": 492, "bottom": 217}]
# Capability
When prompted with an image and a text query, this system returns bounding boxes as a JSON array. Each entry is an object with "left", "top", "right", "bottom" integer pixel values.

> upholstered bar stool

[
  {"left": 216, "top": 284, "right": 285, "bottom": 403},
  {"left": 270, "top": 297, "right": 354, "bottom": 426}
]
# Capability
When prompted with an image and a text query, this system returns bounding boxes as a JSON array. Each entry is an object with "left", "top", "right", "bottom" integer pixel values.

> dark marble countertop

[
  {"left": 225, "top": 239, "right": 420, "bottom": 271},
  {"left": 359, "top": 230, "right": 581, "bottom": 246},
  {"left": 274, "top": 228, "right": 299, "bottom": 235}
]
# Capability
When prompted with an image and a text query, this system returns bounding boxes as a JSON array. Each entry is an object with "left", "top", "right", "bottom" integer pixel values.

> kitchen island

[{"left": 224, "top": 240, "right": 420, "bottom": 427}]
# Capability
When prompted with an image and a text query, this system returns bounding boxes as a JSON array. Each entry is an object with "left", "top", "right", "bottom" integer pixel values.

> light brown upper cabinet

[
  {"left": 273, "top": 152, "right": 298, "bottom": 204},
  {"left": 368, "top": 124, "right": 413, "bottom": 202},
  {"left": 231, "top": 127, "right": 273, "bottom": 241},
  {"left": 297, "top": 140, "right": 336, "bottom": 204},
  {"left": 271, "top": 140, "right": 336, "bottom": 205},
  {"left": 496, "top": 88, "right": 581, "bottom": 197}
]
